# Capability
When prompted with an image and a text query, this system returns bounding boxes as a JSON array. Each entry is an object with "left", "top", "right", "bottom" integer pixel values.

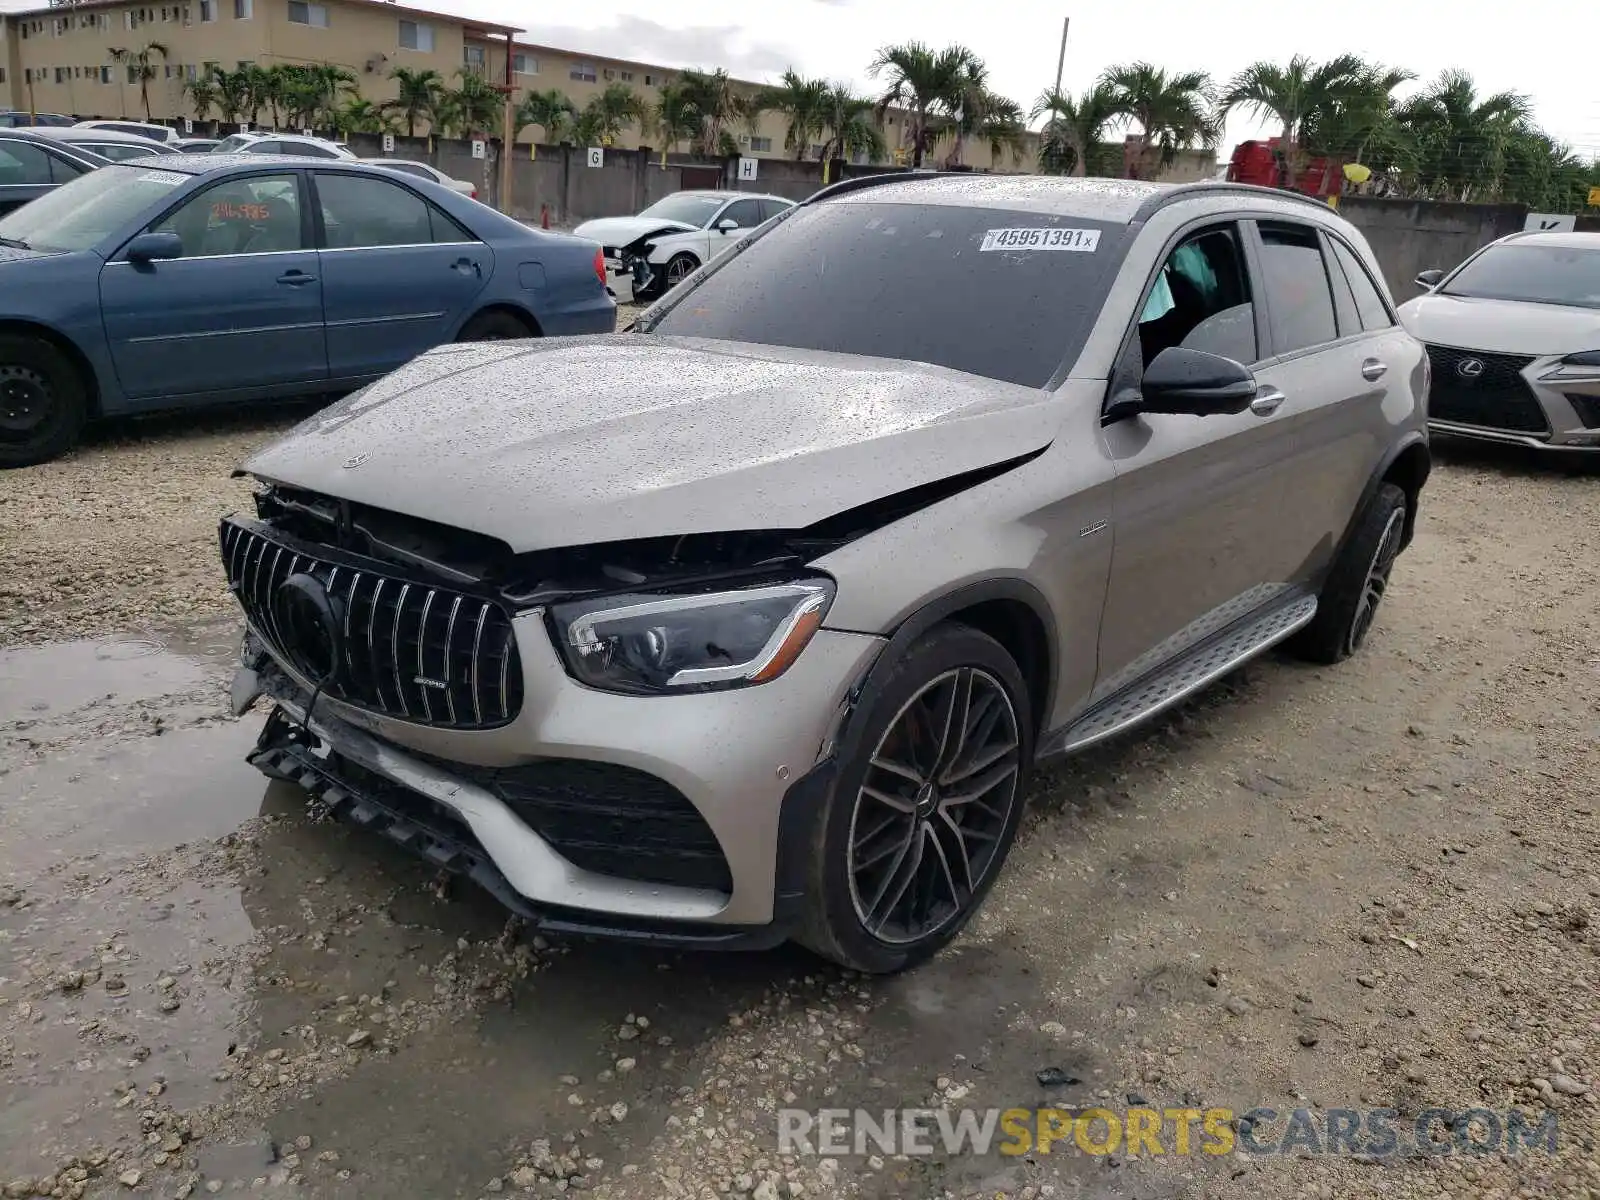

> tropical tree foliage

[
  {"left": 1032, "top": 82, "right": 1124, "bottom": 176},
  {"left": 1102, "top": 63, "right": 1217, "bottom": 180},
  {"left": 759, "top": 71, "right": 829, "bottom": 160},
  {"left": 517, "top": 88, "right": 577, "bottom": 146},
  {"left": 867, "top": 41, "right": 982, "bottom": 167},
  {"left": 816, "top": 85, "right": 885, "bottom": 180},
  {"left": 107, "top": 43, "right": 168, "bottom": 122},
  {"left": 571, "top": 83, "right": 647, "bottom": 147},
  {"left": 646, "top": 83, "right": 700, "bottom": 165},
  {"left": 384, "top": 66, "right": 444, "bottom": 138}
]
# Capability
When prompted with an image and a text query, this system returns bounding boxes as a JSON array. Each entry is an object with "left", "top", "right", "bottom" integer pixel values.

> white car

[
  {"left": 74, "top": 118, "right": 180, "bottom": 145},
  {"left": 365, "top": 157, "right": 477, "bottom": 200},
  {"left": 1398, "top": 230, "right": 1600, "bottom": 452},
  {"left": 212, "top": 131, "right": 357, "bottom": 160},
  {"left": 574, "top": 190, "right": 796, "bottom": 301}
]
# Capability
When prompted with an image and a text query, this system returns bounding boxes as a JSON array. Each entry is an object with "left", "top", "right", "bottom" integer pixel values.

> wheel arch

[
  {"left": 834, "top": 578, "right": 1059, "bottom": 764},
  {"left": 0, "top": 317, "right": 102, "bottom": 417},
  {"left": 459, "top": 303, "right": 542, "bottom": 338},
  {"left": 1323, "top": 435, "right": 1430, "bottom": 587}
]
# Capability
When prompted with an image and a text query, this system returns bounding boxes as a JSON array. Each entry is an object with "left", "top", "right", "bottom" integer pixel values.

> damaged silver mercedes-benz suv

[{"left": 224, "top": 174, "right": 1430, "bottom": 973}]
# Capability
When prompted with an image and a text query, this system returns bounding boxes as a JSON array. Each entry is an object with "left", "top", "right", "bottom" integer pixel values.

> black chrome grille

[
  {"left": 448, "top": 759, "right": 732, "bottom": 894},
  {"left": 221, "top": 519, "right": 523, "bottom": 729},
  {"left": 1424, "top": 344, "right": 1549, "bottom": 435}
]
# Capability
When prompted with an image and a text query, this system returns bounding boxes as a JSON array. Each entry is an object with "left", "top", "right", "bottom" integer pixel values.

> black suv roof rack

[{"left": 1132, "top": 181, "right": 1343, "bottom": 221}]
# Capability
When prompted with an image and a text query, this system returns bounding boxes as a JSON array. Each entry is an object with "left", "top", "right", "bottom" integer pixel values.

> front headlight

[
  {"left": 1561, "top": 350, "right": 1600, "bottom": 367},
  {"left": 1542, "top": 350, "right": 1600, "bottom": 382},
  {"left": 548, "top": 579, "right": 834, "bottom": 695}
]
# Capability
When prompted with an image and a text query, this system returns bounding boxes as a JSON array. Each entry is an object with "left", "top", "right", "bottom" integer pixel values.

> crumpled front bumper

[{"left": 231, "top": 619, "right": 882, "bottom": 947}]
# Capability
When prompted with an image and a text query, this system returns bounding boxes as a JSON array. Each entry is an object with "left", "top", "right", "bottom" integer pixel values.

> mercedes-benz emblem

[
  {"left": 272, "top": 572, "right": 344, "bottom": 686},
  {"left": 1456, "top": 357, "right": 1485, "bottom": 379},
  {"left": 342, "top": 452, "right": 369, "bottom": 469}
]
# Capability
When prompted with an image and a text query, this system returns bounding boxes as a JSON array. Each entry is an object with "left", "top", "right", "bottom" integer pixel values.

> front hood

[
  {"left": 1398, "top": 293, "right": 1600, "bottom": 357},
  {"left": 0, "top": 244, "right": 65, "bottom": 268},
  {"left": 571, "top": 216, "right": 697, "bottom": 246},
  {"left": 242, "top": 336, "right": 1059, "bottom": 553}
]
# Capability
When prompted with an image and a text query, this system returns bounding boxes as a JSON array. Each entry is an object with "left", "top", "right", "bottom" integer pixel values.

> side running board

[{"left": 1042, "top": 594, "right": 1317, "bottom": 758}]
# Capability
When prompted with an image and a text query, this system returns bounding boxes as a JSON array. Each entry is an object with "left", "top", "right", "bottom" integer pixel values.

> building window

[
  {"left": 185, "top": 63, "right": 197, "bottom": 79},
  {"left": 127, "top": 65, "right": 139, "bottom": 83},
  {"left": 462, "top": 44, "right": 485, "bottom": 73},
  {"left": 644, "top": 74, "right": 653, "bottom": 86},
  {"left": 200, "top": 0, "right": 215, "bottom": 18},
  {"left": 570, "top": 61, "right": 596, "bottom": 82},
  {"left": 54, "top": 66, "right": 66, "bottom": 83},
  {"left": 749, "top": 136, "right": 772, "bottom": 152},
  {"left": 620, "top": 70, "right": 633, "bottom": 82},
  {"left": 398, "top": 19, "right": 433, "bottom": 50},
  {"left": 287, "top": 1, "right": 327, "bottom": 26},
  {"left": 100, "top": 65, "right": 112, "bottom": 83},
  {"left": 52, "top": 17, "right": 66, "bottom": 35},
  {"left": 0, "top": 69, "right": 6, "bottom": 85},
  {"left": 602, "top": 67, "right": 614, "bottom": 80},
  {"left": 234, "top": 0, "right": 251, "bottom": 19},
  {"left": 512, "top": 52, "right": 536, "bottom": 75}
]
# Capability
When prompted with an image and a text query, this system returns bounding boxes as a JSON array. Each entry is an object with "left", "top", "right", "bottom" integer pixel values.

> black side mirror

[
  {"left": 125, "top": 230, "right": 182, "bottom": 263},
  {"left": 1117, "top": 346, "right": 1257, "bottom": 418},
  {"left": 1413, "top": 268, "right": 1444, "bottom": 289}
]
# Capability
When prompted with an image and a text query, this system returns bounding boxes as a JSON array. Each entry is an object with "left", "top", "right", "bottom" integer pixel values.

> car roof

[
  {"left": 671, "top": 189, "right": 790, "bottom": 202},
  {"left": 367, "top": 158, "right": 438, "bottom": 171},
  {"left": 79, "top": 119, "right": 168, "bottom": 130},
  {"left": 1501, "top": 230, "right": 1600, "bottom": 250},
  {"left": 37, "top": 126, "right": 174, "bottom": 145},
  {"left": 809, "top": 172, "right": 1343, "bottom": 225},
  {"left": 104, "top": 154, "right": 438, "bottom": 178}
]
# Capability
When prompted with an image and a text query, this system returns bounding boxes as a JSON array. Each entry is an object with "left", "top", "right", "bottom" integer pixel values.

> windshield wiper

[{"left": 0, "top": 236, "right": 31, "bottom": 250}]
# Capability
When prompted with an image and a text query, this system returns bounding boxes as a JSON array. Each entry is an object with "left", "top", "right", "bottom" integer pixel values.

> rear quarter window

[{"left": 646, "top": 200, "right": 1130, "bottom": 388}]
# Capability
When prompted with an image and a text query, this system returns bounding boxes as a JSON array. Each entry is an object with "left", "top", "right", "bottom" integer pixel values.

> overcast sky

[{"left": 412, "top": 0, "right": 1599, "bottom": 160}]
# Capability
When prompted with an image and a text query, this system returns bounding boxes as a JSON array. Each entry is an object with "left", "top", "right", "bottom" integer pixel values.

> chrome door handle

[
  {"left": 1249, "top": 387, "right": 1286, "bottom": 416},
  {"left": 1361, "top": 358, "right": 1388, "bottom": 381}
]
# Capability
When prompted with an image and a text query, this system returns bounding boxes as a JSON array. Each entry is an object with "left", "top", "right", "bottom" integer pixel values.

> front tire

[
  {"left": 797, "top": 624, "right": 1033, "bottom": 974},
  {"left": 0, "top": 334, "right": 88, "bottom": 469},
  {"left": 1290, "top": 482, "right": 1407, "bottom": 664}
]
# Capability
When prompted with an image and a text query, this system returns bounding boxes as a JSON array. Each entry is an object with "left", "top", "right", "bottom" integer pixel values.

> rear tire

[
  {"left": 796, "top": 624, "right": 1032, "bottom": 974},
  {"left": 457, "top": 309, "right": 534, "bottom": 342},
  {"left": 1290, "top": 482, "right": 1407, "bottom": 665},
  {"left": 0, "top": 334, "right": 88, "bottom": 469}
]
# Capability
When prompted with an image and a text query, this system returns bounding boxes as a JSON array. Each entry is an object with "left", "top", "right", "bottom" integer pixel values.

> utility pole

[
  {"left": 499, "top": 29, "right": 515, "bottom": 215},
  {"left": 1053, "top": 17, "right": 1070, "bottom": 97}
]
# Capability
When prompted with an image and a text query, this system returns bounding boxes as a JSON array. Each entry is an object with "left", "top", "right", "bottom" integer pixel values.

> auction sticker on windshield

[
  {"left": 980, "top": 227, "right": 1100, "bottom": 252},
  {"left": 136, "top": 170, "right": 188, "bottom": 187}
]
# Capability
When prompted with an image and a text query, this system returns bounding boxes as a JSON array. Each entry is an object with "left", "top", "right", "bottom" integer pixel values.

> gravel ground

[{"left": 1, "top": 423, "right": 1596, "bottom": 1200}]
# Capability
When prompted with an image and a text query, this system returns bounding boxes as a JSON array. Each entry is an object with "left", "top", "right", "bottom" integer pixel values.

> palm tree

[
  {"left": 867, "top": 41, "right": 981, "bottom": 168},
  {"left": 296, "top": 63, "right": 357, "bottom": 131},
  {"left": 516, "top": 88, "right": 576, "bottom": 147},
  {"left": 1300, "top": 62, "right": 1416, "bottom": 182},
  {"left": 1031, "top": 81, "right": 1125, "bottom": 176},
  {"left": 1395, "top": 70, "right": 1532, "bottom": 202},
  {"left": 124, "top": 42, "right": 170, "bottom": 123},
  {"left": 182, "top": 73, "right": 218, "bottom": 133},
  {"left": 334, "top": 97, "right": 388, "bottom": 135},
  {"left": 571, "top": 82, "right": 646, "bottom": 147},
  {"left": 386, "top": 66, "right": 443, "bottom": 138},
  {"left": 760, "top": 70, "right": 829, "bottom": 160},
  {"left": 945, "top": 91, "right": 1027, "bottom": 168},
  {"left": 677, "top": 68, "right": 749, "bottom": 158},
  {"left": 441, "top": 70, "right": 502, "bottom": 137},
  {"left": 208, "top": 66, "right": 251, "bottom": 128},
  {"left": 248, "top": 64, "right": 288, "bottom": 130},
  {"left": 646, "top": 82, "right": 700, "bottom": 166},
  {"left": 1102, "top": 62, "right": 1216, "bottom": 180},
  {"left": 816, "top": 85, "right": 884, "bottom": 181},
  {"left": 1216, "top": 55, "right": 1369, "bottom": 187}
]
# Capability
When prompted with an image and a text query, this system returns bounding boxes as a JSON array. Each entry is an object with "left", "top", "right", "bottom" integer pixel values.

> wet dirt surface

[{"left": 1, "top": 433, "right": 1597, "bottom": 1200}]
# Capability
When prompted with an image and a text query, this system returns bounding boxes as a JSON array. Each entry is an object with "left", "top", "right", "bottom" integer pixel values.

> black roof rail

[
  {"left": 1131, "top": 181, "right": 1343, "bottom": 222},
  {"left": 805, "top": 169, "right": 970, "bottom": 204}
]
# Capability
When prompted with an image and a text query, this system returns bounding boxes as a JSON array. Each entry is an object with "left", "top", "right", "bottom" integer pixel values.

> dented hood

[
  {"left": 571, "top": 216, "right": 698, "bottom": 246},
  {"left": 242, "top": 335, "right": 1061, "bottom": 552}
]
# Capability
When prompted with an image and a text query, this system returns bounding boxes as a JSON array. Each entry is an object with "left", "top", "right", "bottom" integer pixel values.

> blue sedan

[{"left": 0, "top": 155, "right": 615, "bottom": 466}]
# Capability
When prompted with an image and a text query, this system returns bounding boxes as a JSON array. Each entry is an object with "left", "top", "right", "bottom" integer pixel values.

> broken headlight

[{"left": 548, "top": 580, "right": 834, "bottom": 695}]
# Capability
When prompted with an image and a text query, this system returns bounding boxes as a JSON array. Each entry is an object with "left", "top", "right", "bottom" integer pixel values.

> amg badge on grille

[{"left": 414, "top": 675, "right": 450, "bottom": 689}]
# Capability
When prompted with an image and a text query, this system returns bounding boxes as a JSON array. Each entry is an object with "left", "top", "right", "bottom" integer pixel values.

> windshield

[
  {"left": 0, "top": 163, "right": 186, "bottom": 253},
  {"left": 1442, "top": 244, "right": 1600, "bottom": 309},
  {"left": 645, "top": 200, "right": 1129, "bottom": 387},
  {"left": 213, "top": 134, "right": 255, "bottom": 153},
  {"left": 638, "top": 194, "right": 725, "bottom": 227}
]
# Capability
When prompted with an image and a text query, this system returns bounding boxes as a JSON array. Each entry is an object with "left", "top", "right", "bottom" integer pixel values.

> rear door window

[
  {"left": 1329, "top": 238, "right": 1395, "bottom": 330},
  {"left": 1254, "top": 222, "right": 1338, "bottom": 355}
]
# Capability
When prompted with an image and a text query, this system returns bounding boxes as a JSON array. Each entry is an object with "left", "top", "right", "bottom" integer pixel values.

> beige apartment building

[{"left": 0, "top": 0, "right": 1037, "bottom": 171}]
